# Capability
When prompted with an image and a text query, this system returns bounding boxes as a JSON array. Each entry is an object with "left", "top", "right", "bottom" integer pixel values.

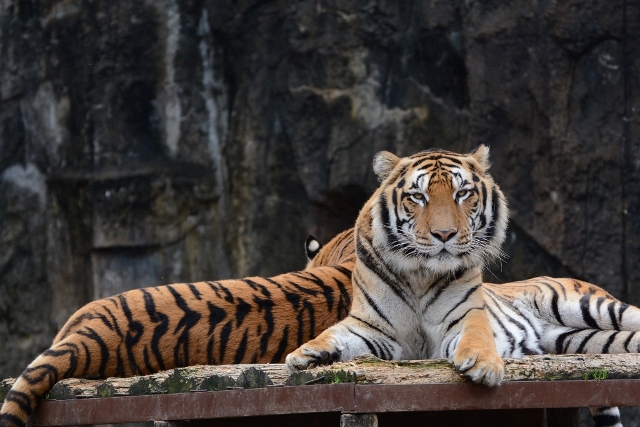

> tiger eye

[{"left": 457, "top": 190, "right": 468, "bottom": 198}]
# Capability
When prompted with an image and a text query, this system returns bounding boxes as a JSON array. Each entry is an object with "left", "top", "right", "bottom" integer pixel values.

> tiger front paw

[
  {"left": 453, "top": 346, "right": 504, "bottom": 387},
  {"left": 285, "top": 341, "right": 343, "bottom": 372}
]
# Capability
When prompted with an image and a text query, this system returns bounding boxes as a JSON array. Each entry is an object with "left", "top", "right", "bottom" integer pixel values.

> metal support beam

[{"left": 340, "top": 414, "right": 378, "bottom": 427}]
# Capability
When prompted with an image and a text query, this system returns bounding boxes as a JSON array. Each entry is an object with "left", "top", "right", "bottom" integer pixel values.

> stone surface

[{"left": 0, "top": 5, "right": 639, "bottom": 425}]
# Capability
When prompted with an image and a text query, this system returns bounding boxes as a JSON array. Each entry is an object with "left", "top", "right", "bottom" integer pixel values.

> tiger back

[{"left": 0, "top": 259, "right": 354, "bottom": 427}]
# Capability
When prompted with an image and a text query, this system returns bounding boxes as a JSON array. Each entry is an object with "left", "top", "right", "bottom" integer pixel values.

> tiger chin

[{"left": 287, "top": 145, "right": 508, "bottom": 387}]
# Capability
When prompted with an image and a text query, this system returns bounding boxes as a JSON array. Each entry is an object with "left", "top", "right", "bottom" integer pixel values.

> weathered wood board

[{"left": 2, "top": 354, "right": 639, "bottom": 402}]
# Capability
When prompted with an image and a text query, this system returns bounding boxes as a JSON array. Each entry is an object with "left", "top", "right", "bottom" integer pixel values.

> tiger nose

[{"left": 431, "top": 228, "right": 458, "bottom": 242}]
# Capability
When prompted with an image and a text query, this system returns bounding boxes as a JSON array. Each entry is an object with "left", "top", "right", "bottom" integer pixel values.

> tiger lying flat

[
  {"left": 0, "top": 252, "right": 354, "bottom": 427},
  {"left": 289, "top": 146, "right": 634, "bottom": 427}
]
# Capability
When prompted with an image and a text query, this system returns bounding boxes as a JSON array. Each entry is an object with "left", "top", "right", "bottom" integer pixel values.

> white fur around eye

[
  {"left": 455, "top": 189, "right": 471, "bottom": 202},
  {"left": 410, "top": 193, "right": 427, "bottom": 205}
]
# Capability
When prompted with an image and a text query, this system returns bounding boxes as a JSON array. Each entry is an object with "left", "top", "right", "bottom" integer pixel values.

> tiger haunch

[
  {"left": 0, "top": 265, "right": 353, "bottom": 427},
  {"left": 287, "top": 146, "right": 508, "bottom": 387}
]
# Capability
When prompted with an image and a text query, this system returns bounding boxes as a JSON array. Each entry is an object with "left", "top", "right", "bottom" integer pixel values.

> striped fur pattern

[
  {"left": 307, "top": 229, "right": 631, "bottom": 427},
  {"left": 287, "top": 146, "right": 509, "bottom": 387},
  {"left": 0, "top": 264, "right": 354, "bottom": 427}
]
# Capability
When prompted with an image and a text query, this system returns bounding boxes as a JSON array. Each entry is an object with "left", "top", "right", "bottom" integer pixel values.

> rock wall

[{"left": 1, "top": 0, "right": 639, "bottom": 401}]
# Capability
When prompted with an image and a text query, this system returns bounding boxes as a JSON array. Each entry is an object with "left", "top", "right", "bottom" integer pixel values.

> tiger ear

[
  {"left": 470, "top": 144, "right": 491, "bottom": 172},
  {"left": 373, "top": 151, "right": 400, "bottom": 182}
]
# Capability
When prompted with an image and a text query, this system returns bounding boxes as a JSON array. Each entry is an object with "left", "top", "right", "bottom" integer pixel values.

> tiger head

[{"left": 359, "top": 145, "right": 508, "bottom": 275}]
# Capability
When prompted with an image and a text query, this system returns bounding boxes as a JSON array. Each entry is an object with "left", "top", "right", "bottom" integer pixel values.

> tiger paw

[
  {"left": 452, "top": 346, "right": 504, "bottom": 387},
  {"left": 285, "top": 341, "right": 343, "bottom": 372}
]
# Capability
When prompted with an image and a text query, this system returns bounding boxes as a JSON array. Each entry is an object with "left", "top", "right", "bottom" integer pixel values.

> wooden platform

[{"left": 2, "top": 354, "right": 640, "bottom": 426}]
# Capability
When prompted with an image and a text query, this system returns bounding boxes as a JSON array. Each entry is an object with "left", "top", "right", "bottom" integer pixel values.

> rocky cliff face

[{"left": 1, "top": 0, "right": 639, "bottom": 395}]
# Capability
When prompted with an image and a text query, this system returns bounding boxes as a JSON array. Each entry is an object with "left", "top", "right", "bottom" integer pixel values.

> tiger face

[{"left": 365, "top": 145, "right": 508, "bottom": 274}]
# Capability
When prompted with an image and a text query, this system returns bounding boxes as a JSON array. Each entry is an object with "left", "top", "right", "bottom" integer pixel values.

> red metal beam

[
  {"left": 29, "top": 384, "right": 355, "bottom": 426},
  {"left": 26, "top": 380, "right": 640, "bottom": 426},
  {"left": 354, "top": 380, "right": 640, "bottom": 412}
]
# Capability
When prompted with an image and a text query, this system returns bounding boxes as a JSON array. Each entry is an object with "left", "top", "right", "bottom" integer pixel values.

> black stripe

[
  {"left": 42, "top": 342, "right": 79, "bottom": 378},
  {"left": 206, "top": 301, "right": 227, "bottom": 364},
  {"left": 580, "top": 295, "right": 600, "bottom": 329},
  {"left": 353, "top": 275, "right": 393, "bottom": 327},
  {"left": 623, "top": 331, "right": 635, "bottom": 352},
  {"left": 254, "top": 295, "right": 275, "bottom": 357},
  {"left": 233, "top": 330, "right": 249, "bottom": 363},
  {"left": 4, "top": 390, "right": 33, "bottom": 414},
  {"left": 346, "top": 327, "right": 380, "bottom": 358},
  {"left": 115, "top": 345, "right": 125, "bottom": 377},
  {"left": 487, "top": 306, "right": 516, "bottom": 354},
  {"left": 602, "top": 331, "right": 619, "bottom": 353},
  {"left": 575, "top": 330, "right": 600, "bottom": 353},
  {"left": 618, "top": 303, "right": 630, "bottom": 324},
  {"left": 270, "top": 326, "right": 290, "bottom": 363},
  {"left": 118, "top": 295, "right": 144, "bottom": 375},
  {"left": 168, "top": 285, "right": 202, "bottom": 367},
  {"left": 81, "top": 342, "right": 92, "bottom": 375},
  {"left": 441, "top": 284, "right": 482, "bottom": 321},
  {"left": 607, "top": 302, "right": 620, "bottom": 330},
  {"left": 356, "top": 234, "right": 412, "bottom": 307},
  {"left": 444, "top": 306, "right": 484, "bottom": 333},
  {"left": 104, "top": 306, "right": 123, "bottom": 338},
  {"left": 334, "top": 275, "right": 352, "bottom": 319},
  {"left": 219, "top": 321, "right": 233, "bottom": 362},
  {"left": 291, "top": 271, "right": 336, "bottom": 311},
  {"left": 485, "top": 288, "right": 541, "bottom": 341},
  {"left": 235, "top": 297, "right": 251, "bottom": 327},
  {"left": 348, "top": 314, "right": 398, "bottom": 343},
  {"left": 206, "top": 301, "right": 227, "bottom": 335},
  {"left": 22, "top": 363, "right": 59, "bottom": 387},
  {"left": 263, "top": 277, "right": 301, "bottom": 309},
  {"left": 334, "top": 264, "right": 353, "bottom": 279},
  {"left": 296, "top": 300, "right": 316, "bottom": 346},
  {"left": 77, "top": 327, "right": 110, "bottom": 378},
  {"left": 0, "top": 413, "right": 28, "bottom": 427},
  {"left": 142, "top": 289, "right": 168, "bottom": 371},
  {"left": 485, "top": 187, "right": 500, "bottom": 240},
  {"left": 187, "top": 283, "right": 202, "bottom": 300},
  {"left": 142, "top": 347, "right": 154, "bottom": 375},
  {"left": 478, "top": 182, "right": 488, "bottom": 231},
  {"left": 539, "top": 282, "right": 565, "bottom": 326},
  {"left": 91, "top": 311, "right": 115, "bottom": 332},
  {"left": 422, "top": 271, "right": 459, "bottom": 311},
  {"left": 554, "top": 329, "right": 584, "bottom": 354},
  {"left": 243, "top": 278, "right": 272, "bottom": 297},
  {"left": 54, "top": 312, "right": 92, "bottom": 341},
  {"left": 379, "top": 193, "right": 401, "bottom": 251}
]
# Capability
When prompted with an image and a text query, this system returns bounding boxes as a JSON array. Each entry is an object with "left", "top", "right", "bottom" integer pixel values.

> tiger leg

[
  {"left": 542, "top": 326, "right": 640, "bottom": 355},
  {"left": 444, "top": 307, "right": 504, "bottom": 387},
  {"left": 541, "top": 326, "right": 635, "bottom": 427},
  {"left": 285, "top": 316, "right": 402, "bottom": 371},
  {"left": 522, "top": 279, "right": 640, "bottom": 331}
]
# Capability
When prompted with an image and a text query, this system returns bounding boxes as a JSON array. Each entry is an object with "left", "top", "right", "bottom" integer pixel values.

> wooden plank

[{"left": 5, "top": 353, "right": 640, "bottom": 402}]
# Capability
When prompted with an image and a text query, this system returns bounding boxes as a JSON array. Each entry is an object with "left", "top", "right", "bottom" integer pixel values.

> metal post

[{"left": 340, "top": 413, "right": 378, "bottom": 427}]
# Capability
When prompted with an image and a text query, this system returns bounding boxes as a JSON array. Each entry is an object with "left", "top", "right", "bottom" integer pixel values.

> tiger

[
  {"left": 0, "top": 258, "right": 354, "bottom": 426},
  {"left": 288, "top": 146, "right": 635, "bottom": 427}
]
